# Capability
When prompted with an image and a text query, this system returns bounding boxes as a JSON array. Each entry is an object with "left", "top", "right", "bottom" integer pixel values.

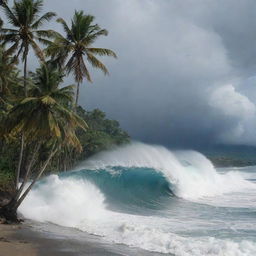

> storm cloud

[{"left": 8, "top": 0, "right": 256, "bottom": 146}]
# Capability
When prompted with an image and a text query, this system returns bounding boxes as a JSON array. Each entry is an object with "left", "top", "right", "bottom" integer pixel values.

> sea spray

[{"left": 19, "top": 175, "right": 107, "bottom": 225}]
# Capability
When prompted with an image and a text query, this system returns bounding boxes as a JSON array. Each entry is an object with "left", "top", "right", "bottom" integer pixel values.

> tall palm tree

[
  {"left": 46, "top": 10, "right": 117, "bottom": 107},
  {"left": 0, "top": 63, "right": 88, "bottom": 221},
  {"left": 0, "top": 0, "right": 56, "bottom": 96},
  {"left": 0, "top": 0, "right": 56, "bottom": 191}
]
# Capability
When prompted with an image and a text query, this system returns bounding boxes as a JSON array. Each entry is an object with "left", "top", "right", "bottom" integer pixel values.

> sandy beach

[
  {"left": 0, "top": 221, "right": 163, "bottom": 256},
  {"left": 0, "top": 223, "right": 103, "bottom": 256},
  {"left": 0, "top": 224, "right": 37, "bottom": 256},
  {"left": 0, "top": 221, "right": 141, "bottom": 256},
  {"left": 0, "top": 223, "right": 81, "bottom": 256}
]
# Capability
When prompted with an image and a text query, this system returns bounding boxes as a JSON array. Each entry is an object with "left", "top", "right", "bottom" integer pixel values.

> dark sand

[
  {"left": 0, "top": 223, "right": 37, "bottom": 256},
  {"left": 0, "top": 222, "right": 165, "bottom": 256}
]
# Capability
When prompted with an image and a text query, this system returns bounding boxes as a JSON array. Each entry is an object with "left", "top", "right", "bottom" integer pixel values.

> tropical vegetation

[{"left": 0, "top": 0, "right": 129, "bottom": 222}]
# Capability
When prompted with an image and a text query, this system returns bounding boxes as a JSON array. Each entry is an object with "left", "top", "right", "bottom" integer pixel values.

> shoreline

[
  {"left": 0, "top": 221, "right": 163, "bottom": 256},
  {"left": 0, "top": 222, "right": 120, "bottom": 256}
]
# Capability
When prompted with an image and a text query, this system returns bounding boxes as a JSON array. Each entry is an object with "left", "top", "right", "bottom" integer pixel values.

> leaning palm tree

[
  {"left": 46, "top": 10, "right": 117, "bottom": 106},
  {"left": 0, "top": 0, "right": 56, "bottom": 192},
  {"left": 0, "top": 0, "right": 56, "bottom": 96},
  {"left": 0, "top": 64, "right": 88, "bottom": 222}
]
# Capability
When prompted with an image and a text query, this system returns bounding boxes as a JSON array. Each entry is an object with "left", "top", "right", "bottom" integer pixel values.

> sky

[{"left": 3, "top": 0, "right": 256, "bottom": 147}]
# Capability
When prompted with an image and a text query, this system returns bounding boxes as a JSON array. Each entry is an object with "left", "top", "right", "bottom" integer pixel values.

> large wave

[
  {"left": 77, "top": 142, "right": 255, "bottom": 200},
  {"left": 19, "top": 142, "right": 256, "bottom": 255},
  {"left": 60, "top": 167, "right": 174, "bottom": 210}
]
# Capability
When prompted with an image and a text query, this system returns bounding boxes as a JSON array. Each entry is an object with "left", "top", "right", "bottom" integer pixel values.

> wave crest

[{"left": 78, "top": 142, "right": 255, "bottom": 200}]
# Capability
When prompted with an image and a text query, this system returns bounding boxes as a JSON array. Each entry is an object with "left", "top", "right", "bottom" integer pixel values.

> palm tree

[
  {"left": 0, "top": 0, "right": 56, "bottom": 191},
  {"left": 0, "top": 63, "right": 88, "bottom": 222},
  {"left": 0, "top": 0, "right": 56, "bottom": 96},
  {"left": 46, "top": 10, "right": 117, "bottom": 107}
]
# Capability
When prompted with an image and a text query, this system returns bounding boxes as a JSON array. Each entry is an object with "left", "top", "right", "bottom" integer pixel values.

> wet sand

[
  {"left": 0, "top": 223, "right": 37, "bottom": 256},
  {"left": 0, "top": 222, "right": 162, "bottom": 256},
  {"left": 0, "top": 223, "right": 124, "bottom": 256}
]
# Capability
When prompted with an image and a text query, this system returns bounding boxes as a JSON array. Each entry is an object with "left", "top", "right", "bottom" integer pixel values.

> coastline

[
  {"left": 0, "top": 221, "right": 164, "bottom": 256},
  {"left": 0, "top": 222, "right": 119, "bottom": 256}
]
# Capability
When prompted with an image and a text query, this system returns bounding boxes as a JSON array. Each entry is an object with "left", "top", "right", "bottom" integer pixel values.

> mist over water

[{"left": 19, "top": 142, "right": 256, "bottom": 255}]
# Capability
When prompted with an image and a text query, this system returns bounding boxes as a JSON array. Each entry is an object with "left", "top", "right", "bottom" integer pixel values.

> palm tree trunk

[
  {"left": 15, "top": 134, "right": 25, "bottom": 190},
  {"left": 75, "top": 81, "right": 80, "bottom": 108},
  {"left": 14, "top": 52, "right": 29, "bottom": 190},
  {"left": 23, "top": 53, "right": 28, "bottom": 97},
  {"left": 0, "top": 145, "right": 58, "bottom": 222},
  {"left": 15, "top": 145, "right": 58, "bottom": 209},
  {"left": 13, "top": 143, "right": 41, "bottom": 202}
]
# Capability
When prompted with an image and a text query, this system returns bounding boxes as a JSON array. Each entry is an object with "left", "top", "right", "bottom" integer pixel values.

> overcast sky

[{"left": 3, "top": 0, "right": 256, "bottom": 147}]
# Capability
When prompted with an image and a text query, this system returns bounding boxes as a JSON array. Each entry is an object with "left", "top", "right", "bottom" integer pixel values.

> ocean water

[{"left": 19, "top": 142, "right": 256, "bottom": 256}]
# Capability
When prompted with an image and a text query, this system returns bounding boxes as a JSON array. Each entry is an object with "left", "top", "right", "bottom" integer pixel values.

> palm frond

[
  {"left": 48, "top": 111, "right": 61, "bottom": 138},
  {"left": 5, "top": 41, "right": 19, "bottom": 56},
  {"left": 31, "top": 0, "right": 44, "bottom": 17},
  {"left": 87, "top": 48, "right": 117, "bottom": 58},
  {"left": 80, "top": 57, "right": 92, "bottom": 82},
  {"left": 30, "top": 39, "right": 44, "bottom": 61},
  {"left": 0, "top": 33, "right": 19, "bottom": 43},
  {"left": 0, "top": 28, "right": 19, "bottom": 33},
  {"left": 20, "top": 97, "right": 38, "bottom": 104},
  {"left": 56, "top": 17, "right": 74, "bottom": 41},
  {"left": 51, "top": 85, "right": 75, "bottom": 103},
  {"left": 0, "top": 1, "right": 20, "bottom": 27},
  {"left": 35, "top": 29, "right": 57, "bottom": 38},
  {"left": 84, "top": 29, "right": 108, "bottom": 45},
  {"left": 55, "top": 103, "right": 88, "bottom": 130},
  {"left": 86, "top": 53, "right": 108, "bottom": 75},
  {"left": 32, "top": 11, "right": 56, "bottom": 29},
  {"left": 36, "top": 37, "right": 53, "bottom": 46},
  {"left": 41, "top": 95, "right": 56, "bottom": 105}
]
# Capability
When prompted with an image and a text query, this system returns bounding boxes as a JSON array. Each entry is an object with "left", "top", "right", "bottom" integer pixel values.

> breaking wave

[{"left": 19, "top": 142, "right": 256, "bottom": 255}]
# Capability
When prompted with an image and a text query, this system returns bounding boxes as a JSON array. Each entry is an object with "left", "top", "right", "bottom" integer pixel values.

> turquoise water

[
  {"left": 61, "top": 167, "right": 174, "bottom": 211},
  {"left": 19, "top": 142, "right": 256, "bottom": 255}
]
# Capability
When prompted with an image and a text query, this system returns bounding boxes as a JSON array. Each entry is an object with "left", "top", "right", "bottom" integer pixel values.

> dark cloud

[{"left": 4, "top": 0, "right": 256, "bottom": 146}]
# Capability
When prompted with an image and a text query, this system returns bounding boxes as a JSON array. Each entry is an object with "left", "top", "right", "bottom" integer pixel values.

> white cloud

[
  {"left": 209, "top": 84, "right": 256, "bottom": 118},
  {"left": 209, "top": 84, "right": 256, "bottom": 144}
]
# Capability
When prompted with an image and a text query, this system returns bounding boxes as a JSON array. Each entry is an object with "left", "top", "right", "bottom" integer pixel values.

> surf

[
  {"left": 76, "top": 142, "right": 255, "bottom": 200},
  {"left": 18, "top": 142, "right": 256, "bottom": 255}
]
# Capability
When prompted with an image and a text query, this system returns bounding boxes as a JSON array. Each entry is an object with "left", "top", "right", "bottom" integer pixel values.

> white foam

[
  {"left": 98, "top": 220, "right": 256, "bottom": 256},
  {"left": 19, "top": 180, "right": 256, "bottom": 256},
  {"left": 19, "top": 175, "right": 107, "bottom": 226}
]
